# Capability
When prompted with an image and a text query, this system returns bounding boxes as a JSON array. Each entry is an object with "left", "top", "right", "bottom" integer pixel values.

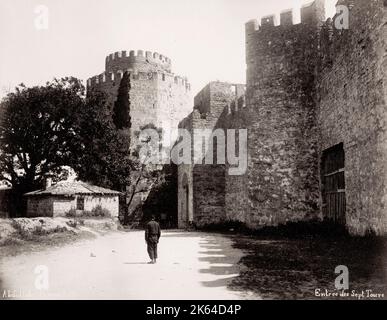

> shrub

[
  {"left": 11, "top": 219, "right": 29, "bottom": 239},
  {"left": 65, "top": 206, "right": 111, "bottom": 218},
  {"left": 82, "top": 210, "right": 93, "bottom": 217},
  {"left": 33, "top": 225, "right": 48, "bottom": 236},
  {"left": 65, "top": 208, "right": 77, "bottom": 218},
  {"left": 90, "top": 205, "right": 111, "bottom": 218}
]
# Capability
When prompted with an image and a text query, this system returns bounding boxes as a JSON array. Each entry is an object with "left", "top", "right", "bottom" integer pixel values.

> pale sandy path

[{"left": 0, "top": 230, "right": 259, "bottom": 300}]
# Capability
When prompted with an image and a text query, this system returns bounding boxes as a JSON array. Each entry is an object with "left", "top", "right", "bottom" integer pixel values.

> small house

[{"left": 24, "top": 181, "right": 121, "bottom": 218}]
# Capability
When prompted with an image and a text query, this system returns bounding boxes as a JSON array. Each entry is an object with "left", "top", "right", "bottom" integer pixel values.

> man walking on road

[{"left": 145, "top": 215, "right": 161, "bottom": 264}]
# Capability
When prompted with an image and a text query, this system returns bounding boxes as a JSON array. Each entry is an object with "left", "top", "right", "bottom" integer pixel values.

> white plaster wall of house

[
  {"left": 52, "top": 197, "right": 76, "bottom": 217},
  {"left": 84, "top": 196, "right": 119, "bottom": 218}
]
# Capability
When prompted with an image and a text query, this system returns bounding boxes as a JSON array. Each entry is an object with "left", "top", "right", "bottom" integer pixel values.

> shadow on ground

[
  {"left": 164, "top": 231, "right": 244, "bottom": 292},
  {"left": 161, "top": 231, "right": 202, "bottom": 238},
  {"left": 157, "top": 229, "right": 386, "bottom": 300},
  {"left": 228, "top": 234, "right": 387, "bottom": 300},
  {"left": 197, "top": 237, "right": 244, "bottom": 291}
]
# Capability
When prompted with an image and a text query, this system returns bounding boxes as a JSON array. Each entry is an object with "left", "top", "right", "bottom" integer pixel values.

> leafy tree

[
  {"left": 0, "top": 78, "right": 85, "bottom": 214},
  {"left": 73, "top": 87, "right": 132, "bottom": 189},
  {"left": 89, "top": 74, "right": 162, "bottom": 224},
  {"left": 76, "top": 87, "right": 155, "bottom": 224},
  {"left": 0, "top": 76, "right": 166, "bottom": 222},
  {"left": 112, "top": 71, "right": 131, "bottom": 130}
]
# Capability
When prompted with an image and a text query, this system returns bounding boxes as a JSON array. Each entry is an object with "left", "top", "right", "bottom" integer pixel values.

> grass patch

[
  {"left": 0, "top": 229, "right": 96, "bottom": 258},
  {"left": 10, "top": 219, "right": 71, "bottom": 241}
]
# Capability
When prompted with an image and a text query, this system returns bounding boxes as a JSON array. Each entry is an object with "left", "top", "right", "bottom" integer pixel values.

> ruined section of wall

[
  {"left": 244, "top": 2, "right": 323, "bottom": 228},
  {"left": 317, "top": 0, "right": 387, "bottom": 235},
  {"left": 192, "top": 82, "right": 245, "bottom": 227},
  {"left": 191, "top": 82, "right": 245, "bottom": 138},
  {"left": 177, "top": 82, "right": 245, "bottom": 228}
]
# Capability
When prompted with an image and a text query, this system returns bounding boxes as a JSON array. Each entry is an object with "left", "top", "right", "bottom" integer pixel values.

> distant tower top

[{"left": 105, "top": 50, "right": 172, "bottom": 74}]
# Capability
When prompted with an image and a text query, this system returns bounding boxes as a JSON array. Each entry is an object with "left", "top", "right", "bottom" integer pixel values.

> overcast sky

[{"left": 0, "top": 0, "right": 337, "bottom": 100}]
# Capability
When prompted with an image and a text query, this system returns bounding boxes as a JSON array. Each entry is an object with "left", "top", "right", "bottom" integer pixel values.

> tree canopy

[
  {"left": 112, "top": 71, "right": 131, "bottom": 130},
  {"left": 0, "top": 78, "right": 85, "bottom": 195},
  {"left": 0, "top": 76, "right": 166, "bottom": 221}
]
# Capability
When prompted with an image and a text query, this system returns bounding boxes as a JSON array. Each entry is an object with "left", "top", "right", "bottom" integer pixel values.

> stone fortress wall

[
  {"left": 178, "top": 82, "right": 245, "bottom": 228},
  {"left": 178, "top": 0, "right": 387, "bottom": 236}
]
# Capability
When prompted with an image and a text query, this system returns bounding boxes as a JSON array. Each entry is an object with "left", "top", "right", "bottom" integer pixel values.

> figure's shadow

[{"left": 123, "top": 262, "right": 149, "bottom": 265}]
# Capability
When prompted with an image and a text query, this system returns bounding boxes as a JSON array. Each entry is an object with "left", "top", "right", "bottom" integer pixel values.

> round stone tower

[{"left": 87, "top": 50, "right": 192, "bottom": 148}]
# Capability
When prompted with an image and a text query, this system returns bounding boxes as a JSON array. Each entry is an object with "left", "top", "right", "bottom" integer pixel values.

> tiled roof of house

[{"left": 24, "top": 181, "right": 121, "bottom": 197}]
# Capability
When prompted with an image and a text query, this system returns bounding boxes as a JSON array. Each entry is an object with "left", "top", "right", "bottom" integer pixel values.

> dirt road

[{"left": 0, "top": 230, "right": 258, "bottom": 300}]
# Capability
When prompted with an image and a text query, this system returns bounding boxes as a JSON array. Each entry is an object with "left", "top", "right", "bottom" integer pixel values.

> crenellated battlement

[
  {"left": 244, "top": 0, "right": 379, "bottom": 73},
  {"left": 106, "top": 50, "right": 171, "bottom": 64},
  {"left": 105, "top": 50, "right": 172, "bottom": 73},
  {"left": 246, "top": 0, "right": 385, "bottom": 65},
  {"left": 245, "top": 1, "right": 326, "bottom": 66},
  {"left": 246, "top": 0, "right": 325, "bottom": 36},
  {"left": 87, "top": 70, "right": 191, "bottom": 91}
]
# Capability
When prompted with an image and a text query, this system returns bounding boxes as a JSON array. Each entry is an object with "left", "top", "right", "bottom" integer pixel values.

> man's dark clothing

[{"left": 145, "top": 220, "right": 161, "bottom": 261}]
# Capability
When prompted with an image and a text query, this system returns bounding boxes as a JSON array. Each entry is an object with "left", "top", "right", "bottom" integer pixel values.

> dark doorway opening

[
  {"left": 185, "top": 185, "right": 189, "bottom": 222},
  {"left": 321, "top": 143, "right": 346, "bottom": 225},
  {"left": 181, "top": 173, "right": 190, "bottom": 228}
]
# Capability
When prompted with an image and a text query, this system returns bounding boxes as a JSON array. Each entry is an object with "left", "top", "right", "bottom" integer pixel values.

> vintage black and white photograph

[{"left": 0, "top": 0, "right": 386, "bottom": 304}]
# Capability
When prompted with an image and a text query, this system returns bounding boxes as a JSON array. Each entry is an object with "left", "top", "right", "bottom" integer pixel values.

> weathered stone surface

[
  {"left": 87, "top": 50, "right": 192, "bottom": 147},
  {"left": 178, "top": 0, "right": 387, "bottom": 236},
  {"left": 88, "top": 51, "right": 192, "bottom": 222},
  {"left": 317, "top": 0, "right": 387, "bottom": 235},
  {"left": 178, "top": 82, "right": 245, "bottom": 228},
  {"left": 244, "top": 3, "right": 323, "bottom": 228}
]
